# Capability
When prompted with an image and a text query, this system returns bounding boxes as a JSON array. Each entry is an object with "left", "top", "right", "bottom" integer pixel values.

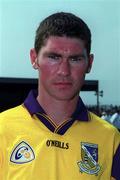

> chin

[{"left": 51, "top": 92, "right": 79, "bottom": 101}]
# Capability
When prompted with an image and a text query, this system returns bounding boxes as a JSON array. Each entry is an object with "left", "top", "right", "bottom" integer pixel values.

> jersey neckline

[{"left": 24, "top": 90, "right": 89, "bottom": 135}]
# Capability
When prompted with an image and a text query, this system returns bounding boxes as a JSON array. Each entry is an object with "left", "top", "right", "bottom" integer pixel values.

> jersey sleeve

[
  {"left": 111, "top": 129, "right": 120, "bottom": 179},
  {"left": 0, "top": 135, "right": 5, "bottom": 179},
  {"left": 0, "top": 122, "right": 7, "bottom": 180}
]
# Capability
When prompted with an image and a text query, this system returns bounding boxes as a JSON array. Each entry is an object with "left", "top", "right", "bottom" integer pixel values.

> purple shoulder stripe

[{"left": 111, "top": 144, "right": 120, "bottom": 179}]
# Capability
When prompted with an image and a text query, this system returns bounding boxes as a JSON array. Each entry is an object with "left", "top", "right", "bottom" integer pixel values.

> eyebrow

[
  {"left": 69, "top": 54, "right": 86, "bottom": 59},
  {"left": 43, "top": 52, "right": 62, "bottom": 58},
  {"left": 43, "top": 51, "right": 86, "bottom": 58}
]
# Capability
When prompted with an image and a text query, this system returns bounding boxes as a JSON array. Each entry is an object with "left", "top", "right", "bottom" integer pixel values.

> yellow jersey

[{"left": 0, "top": 90, "right": 120, "bottom": 180}]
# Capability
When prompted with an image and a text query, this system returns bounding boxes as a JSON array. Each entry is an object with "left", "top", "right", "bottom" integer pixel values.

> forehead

[{"left": 40, "top": 36, "right": 85, "bottom": 54}]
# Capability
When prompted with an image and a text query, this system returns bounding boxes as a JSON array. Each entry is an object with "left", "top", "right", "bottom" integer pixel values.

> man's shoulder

[
  {"left": 0, "top": 105, "right": 21, "bottom": 116},
  {"left": 0, "top": 105, "right": 31, "bottom": 135},
  {"left": 0, "top": 105, "right": 29, "bottom": 123},
  {"left": 89, "top": 111, "right": 119, "bottom": 134}
]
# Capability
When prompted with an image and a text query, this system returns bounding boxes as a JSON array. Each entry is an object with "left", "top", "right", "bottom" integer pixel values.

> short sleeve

[{"left": 111, "top": 129, "right": 120, "bottom": 180}]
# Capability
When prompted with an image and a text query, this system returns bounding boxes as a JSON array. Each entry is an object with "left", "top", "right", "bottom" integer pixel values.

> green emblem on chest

[{"left": 77, "top": 142, "right": 101, "bottom": 175}]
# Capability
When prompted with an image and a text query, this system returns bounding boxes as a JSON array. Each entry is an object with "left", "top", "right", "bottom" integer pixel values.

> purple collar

[{"left": 24, "top": 90, "right": 89, "bottom": 135}]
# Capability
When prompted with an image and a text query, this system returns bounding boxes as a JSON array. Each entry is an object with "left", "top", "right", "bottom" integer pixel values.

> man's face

[{"left": 31, "top": 36, "right": 93, "bottom": 101}]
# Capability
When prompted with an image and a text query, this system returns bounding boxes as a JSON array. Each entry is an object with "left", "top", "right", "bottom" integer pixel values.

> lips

[
  {"left": 55, "top": 82, "right": 71, "bottom": 84},
  {"left": 53, "top": 82, "right": 72, "bottom": 88}
]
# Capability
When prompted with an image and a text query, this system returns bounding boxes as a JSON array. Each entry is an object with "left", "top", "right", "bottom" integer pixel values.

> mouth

[{"left": 53, "top": 82, "right": 72, "bottom": 88}]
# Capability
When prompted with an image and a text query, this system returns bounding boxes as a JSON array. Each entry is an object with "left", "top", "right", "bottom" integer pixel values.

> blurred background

[{"left": 0, "top": 0, "right": 120, "bottom": 129}]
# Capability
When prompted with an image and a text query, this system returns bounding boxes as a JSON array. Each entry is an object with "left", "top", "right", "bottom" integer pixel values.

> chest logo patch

[
  {"left": 77, "top": 142, "right": 101, "bottom": 175},
  {"left": 10, "top": 141, "right": 35, "bottom": 164}
]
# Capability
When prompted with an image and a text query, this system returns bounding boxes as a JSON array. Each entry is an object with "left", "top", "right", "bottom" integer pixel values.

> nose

[{"left": 57, "top": 60, "right": 71, "bottom": 76}]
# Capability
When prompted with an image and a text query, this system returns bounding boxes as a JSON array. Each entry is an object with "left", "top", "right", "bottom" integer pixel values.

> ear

[
  {"left": 30, "top": 48, "right": 38, "bottom": 69},
  {"left": 86, "top": 54, "right": 94, "bottom": 73}
]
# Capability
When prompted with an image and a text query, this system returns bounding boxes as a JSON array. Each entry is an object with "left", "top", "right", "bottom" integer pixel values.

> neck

[{"left": 37, "top": 89, "right": 79, "bottom": 126}]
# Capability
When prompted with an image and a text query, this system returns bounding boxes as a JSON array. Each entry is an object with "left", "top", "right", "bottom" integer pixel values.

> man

[{"left": 0, "top": 12, "right": 120, "bottom": 180}]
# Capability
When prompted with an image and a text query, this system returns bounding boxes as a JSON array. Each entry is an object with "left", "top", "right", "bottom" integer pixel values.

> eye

[
  {"left": 70, "top": 57, "right": 84, "bottom": 63},
  {"left": 48, "top": 54, "right": 60, "bottom": 61}
]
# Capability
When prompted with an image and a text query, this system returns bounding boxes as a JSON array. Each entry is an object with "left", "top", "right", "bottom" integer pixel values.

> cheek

[
  {"left": 40, "top": 67, "right": 50, "bottom": 81},
  {"left": 39, "top": 63, "right": 57, "bottom": 80},
  {"left": 72, "top": 66, "right": 87, "bottom": 80}
]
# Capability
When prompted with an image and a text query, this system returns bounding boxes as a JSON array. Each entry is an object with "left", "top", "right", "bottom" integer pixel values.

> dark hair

[{"left": 34, "top": 12, "right": 91, "bottom": 55}]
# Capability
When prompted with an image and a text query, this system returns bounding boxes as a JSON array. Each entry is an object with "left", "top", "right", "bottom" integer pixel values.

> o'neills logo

[{"left": 46, "top": 140, "right": 69, "bottom": 149}]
